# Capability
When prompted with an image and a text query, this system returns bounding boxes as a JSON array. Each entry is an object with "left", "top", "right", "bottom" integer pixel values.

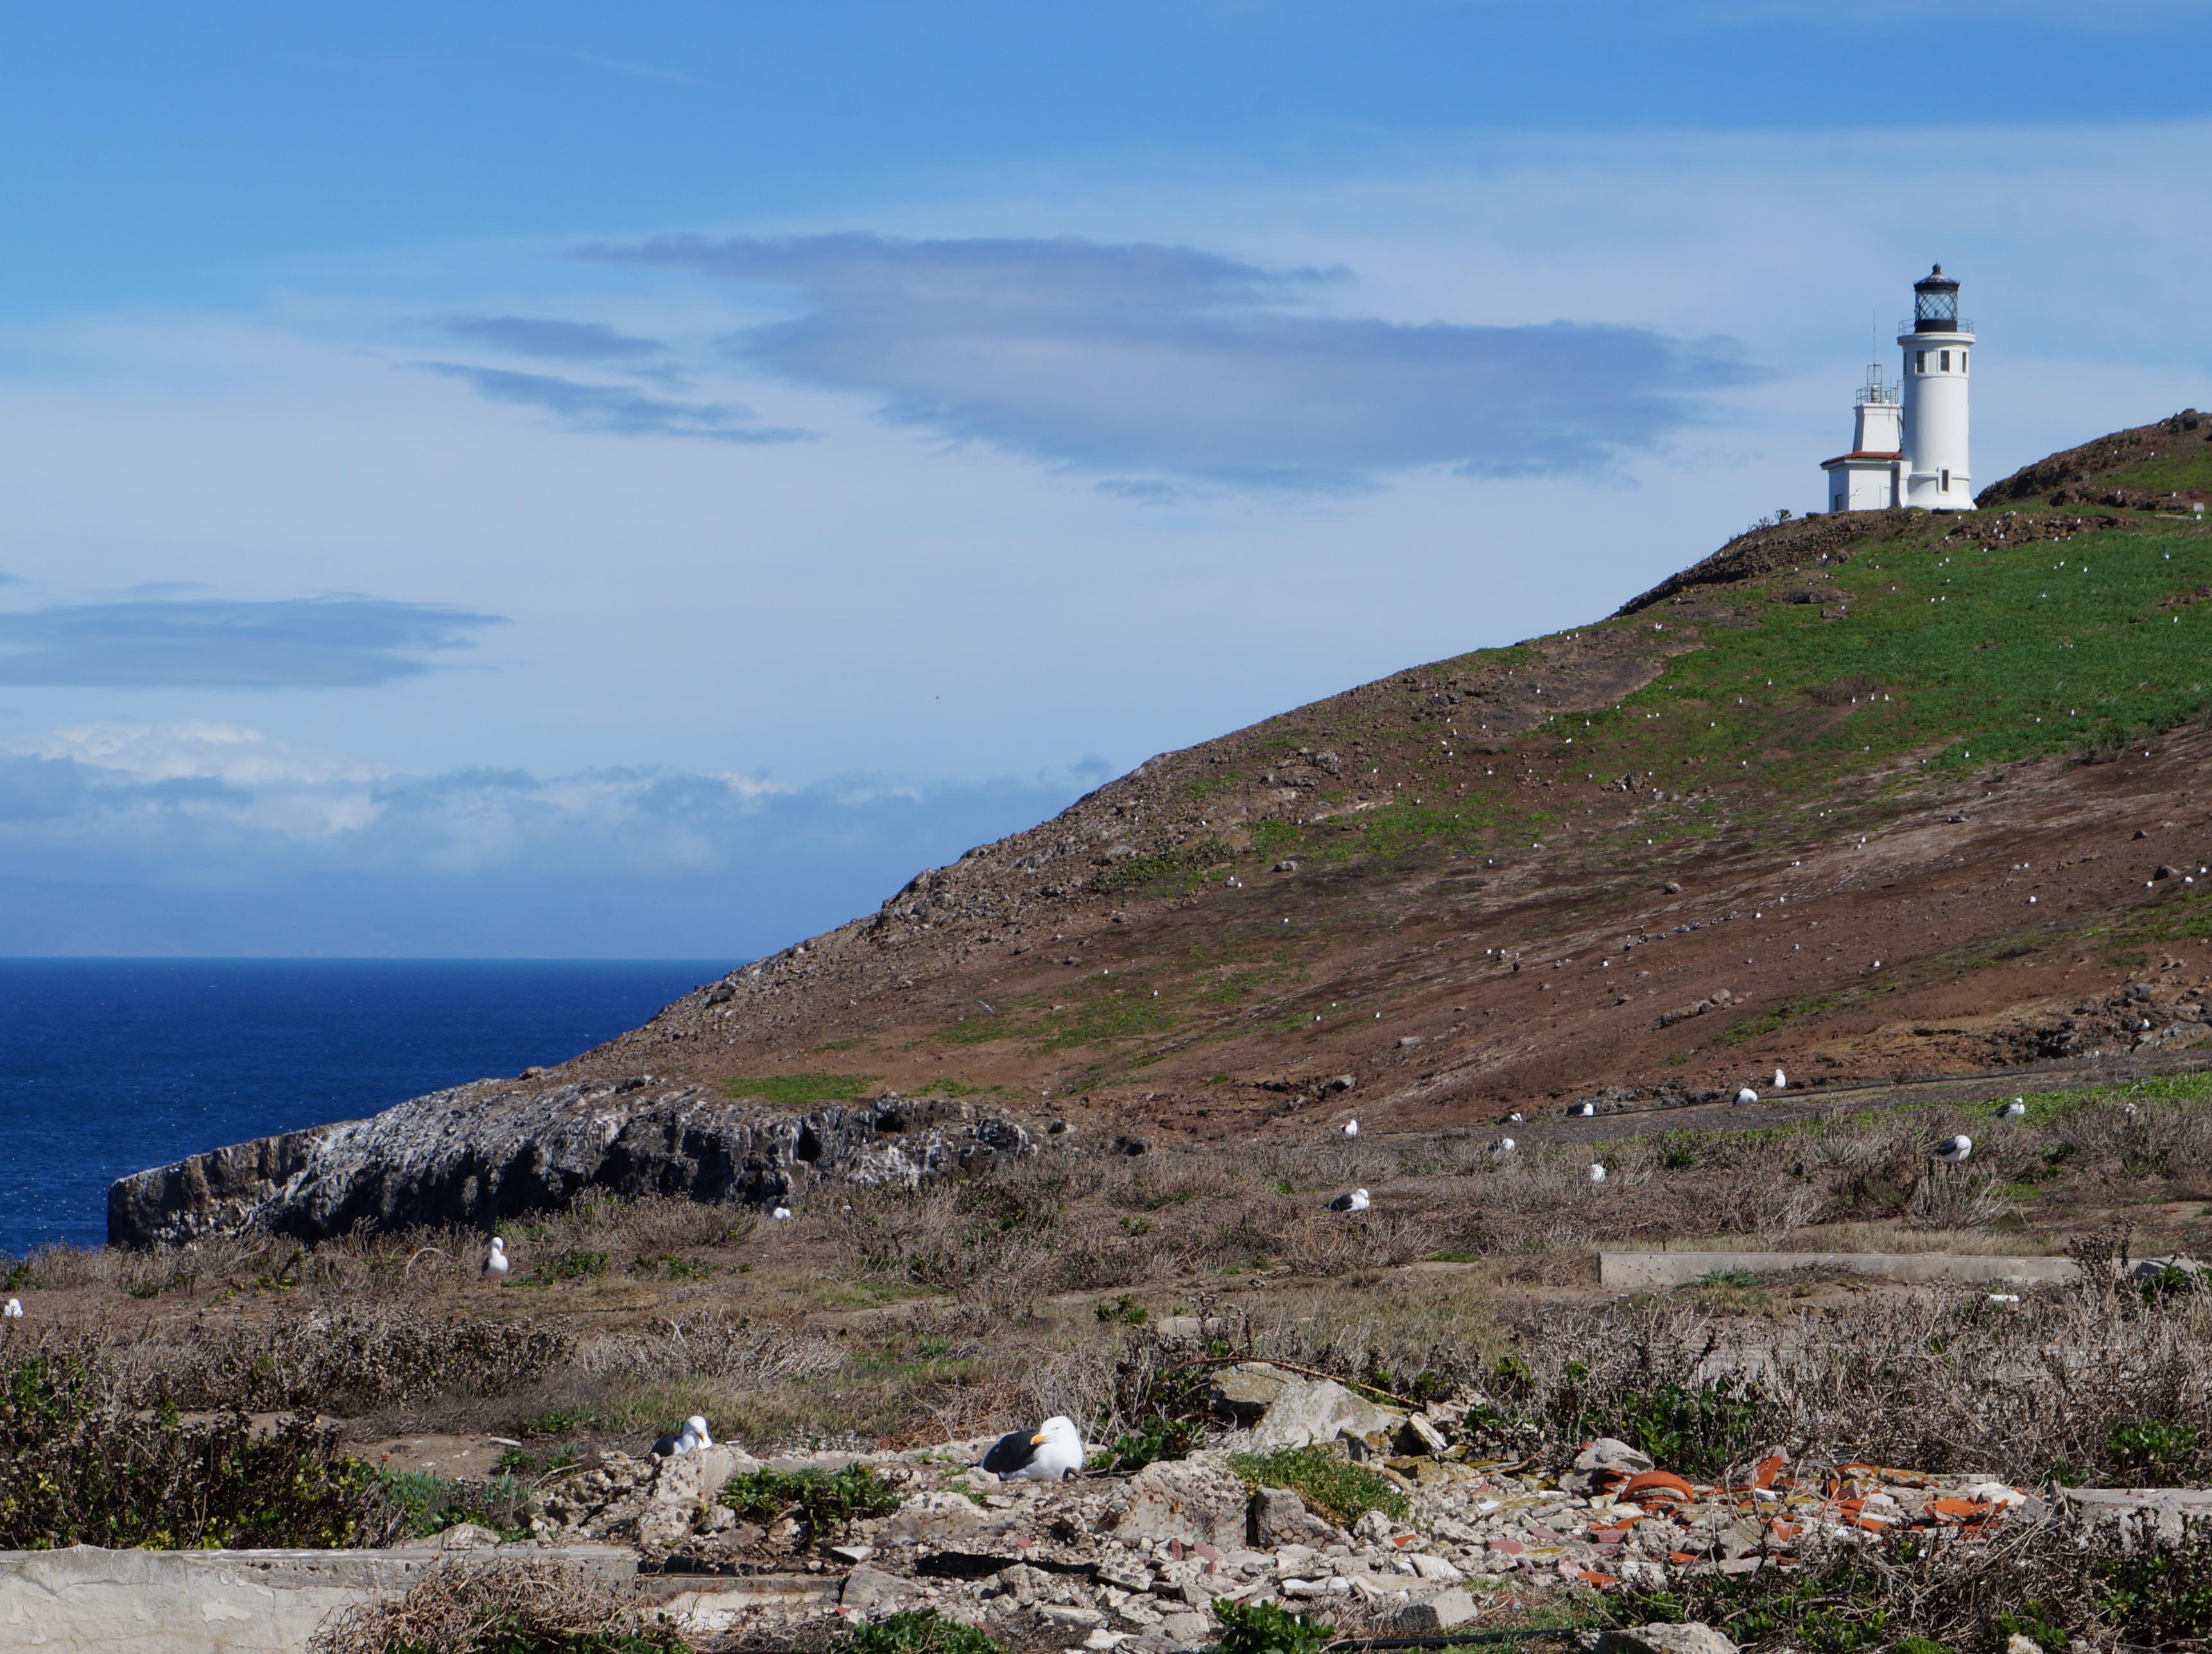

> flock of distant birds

[{"left": 0, "top": 1079, "right": 2084, "bottom": 1340}]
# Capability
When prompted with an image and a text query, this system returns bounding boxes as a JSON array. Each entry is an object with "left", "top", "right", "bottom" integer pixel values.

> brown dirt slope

[{"left": 549, "top": 416, "right": 2212, "bottom": 1145}]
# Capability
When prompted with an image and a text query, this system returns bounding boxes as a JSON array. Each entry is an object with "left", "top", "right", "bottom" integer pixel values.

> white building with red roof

[{"left": 1822, "top": 265, "right": 1974, "bottom": 514}]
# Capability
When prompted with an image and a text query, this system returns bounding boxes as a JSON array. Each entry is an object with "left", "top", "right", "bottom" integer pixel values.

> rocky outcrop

[{"left": 107, "top": 1080, "right": 1033, "bottom": 1248}]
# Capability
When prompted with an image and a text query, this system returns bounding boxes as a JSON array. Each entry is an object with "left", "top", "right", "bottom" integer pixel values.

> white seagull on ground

[
  {"left": 2, "top": 1298, "right": 20, "bottom": 1319},
  {"left": 1736, "top": 1087, "right": 1759, "bottom": 1105},
  {"left": 982, "top": 1415, "right": 1085, "bottom": 1482},
  {"left": 482, "top": 1237, "right": 509, "bottom": 1278},
  {"left": 652, "top": 1415, "right": 714, "bottom": 1457},
  {"left": 1931, "top": 1135, "right": 1973, "bottom": 1165},
  {"left": 1588, "top": 1163, "right": 1608, "bottom": 1183},
  {"left": 771, "top": 1204, "right": 794, "bottom": 1220},
  {"left": 1494, "top": 1138, "right": 1517, "bottom": 1154},
  {"left": 1501, "top": 1111, "right": 1525, "bottom": 1125},
  {"left": 1773, "top": 1068, "right": 1788, "bottom": 1090},
  {"left": 1340, "top": 1120, "right": 1359, "bottom": 1138},
  {"left": 1327, "top": 1188, "right": 1371, "bottom": 1212},
  {"left": 1570, "top": 1102, "right": 1596, "bottom": 1118},
  {"left": 1998, "top": 1099, "right": 2027, "bottom": 1119}
]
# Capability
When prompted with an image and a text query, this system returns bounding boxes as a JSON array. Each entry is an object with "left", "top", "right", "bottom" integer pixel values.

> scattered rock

[
  {"left": 1249, "top": 1486, "right": 1337, "bottom": 1547},
  {"left": 842, "top": 1564, "right": 923, "bottom": 1619},
  {"left": 1388, "top": 1587, "right": 1478, "bottom": 1633},
  {"left": 1246, "top": 1379, "right": 1403, "bottom": 1452},
  {"left": 1598, "top": 1626, "right": 1739, "bottom": 1654},
  {"left": 1109, "top": 1458, "right": 1250, "bottom": 1550},
  {"left": 1211, "top": 1362, "right": 1297, "bottom": 1420},
  {"left": 431, "top": 1522, "right": 502, "bottom": 1551}
]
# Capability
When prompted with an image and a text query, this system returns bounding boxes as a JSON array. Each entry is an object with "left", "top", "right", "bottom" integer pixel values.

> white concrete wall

[
  {"left": 0, "top": 1545, "right": 637, "bottom": 1654},
  {"left": 1853, "top": 397, "right": 1902, "bottom": 455},
  {"left": 1900, "top": 328, "right": 1974, "bottom": 510}
]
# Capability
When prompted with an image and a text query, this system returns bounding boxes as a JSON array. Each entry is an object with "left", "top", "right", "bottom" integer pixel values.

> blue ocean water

[{"left": 0, "top": 959, "right": 734, "bottom": 1256}]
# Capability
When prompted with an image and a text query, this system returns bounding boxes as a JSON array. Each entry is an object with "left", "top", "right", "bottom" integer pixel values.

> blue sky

[{"left": 3, "top": 2, "right": 2209, "bottom": 955}]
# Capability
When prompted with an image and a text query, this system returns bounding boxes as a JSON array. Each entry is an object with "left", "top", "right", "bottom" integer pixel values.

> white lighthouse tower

[
  {"left": 1819, "top": 264, "right": 1975, "bottom": 514},
  {"left": 1898, "top": 264, "right": 1973, "bottom": 510}
]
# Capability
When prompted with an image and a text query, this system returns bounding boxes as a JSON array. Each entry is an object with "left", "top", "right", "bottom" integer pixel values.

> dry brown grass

[{"left": 307, "top": 1559, "right": 682, "bottom": 1654}]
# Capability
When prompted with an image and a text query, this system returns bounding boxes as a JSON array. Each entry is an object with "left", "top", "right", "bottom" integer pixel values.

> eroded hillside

[{"left": 555, "top": 415, "right": 2212, "bottom": 1140}]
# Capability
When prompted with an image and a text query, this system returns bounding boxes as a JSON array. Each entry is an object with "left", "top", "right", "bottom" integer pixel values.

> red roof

[{"left": 1820, "top": 449, "right": 1903, "bottom": 468}]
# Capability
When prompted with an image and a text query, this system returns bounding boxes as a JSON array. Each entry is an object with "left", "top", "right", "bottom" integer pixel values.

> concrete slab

[
  {"left": 0, "top": 1544, "right": 635, "bottom": 1654},
  {"left": 1600, "top": 1250, "right": 2080, "bottom": 1290}
]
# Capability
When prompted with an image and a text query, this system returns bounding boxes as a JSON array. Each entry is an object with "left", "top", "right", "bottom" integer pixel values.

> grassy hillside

[{"left": 580, "top": 415, "right": 2212, "bottom": 1127}]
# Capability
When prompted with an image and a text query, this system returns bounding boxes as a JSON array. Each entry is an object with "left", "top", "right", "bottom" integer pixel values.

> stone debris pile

[{"left": 501, "top": 1363, "right": 2049, "bottom": 1649}]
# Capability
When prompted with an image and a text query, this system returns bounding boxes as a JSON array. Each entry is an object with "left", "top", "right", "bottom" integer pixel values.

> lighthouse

[{"left": 1820, "top": 265, "right": 1974, "bottom": 514}]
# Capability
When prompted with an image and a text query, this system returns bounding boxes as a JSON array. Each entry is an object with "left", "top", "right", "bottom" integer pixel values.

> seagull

[
  {"left": 1500, "top": 1111, "right": 1525, "bottom": 1124},
  {"left": 771, "top": 1205, "right": 794, "bottom": 1220},
  {"left": 652, "top": 1415, "right": 714, "bottom": 1458},
  {"left": 1327, "top": 1188, "right": 1371, "bottom": 1212},
  {"left": 1736, "top": 1087, "right": 1759, "bottom": 1105},
  {"left": 1340, "top": 1120, "right": 1359, "bottom": 1138},
  {"left": 1772, "top": 1068, "right": 1788, "bottom": 1090},
  {"left": 2, "top": 1298, "right": 19, "bottom": 1319},
  {"left": 981, "top": 1415, "right": 1085, "bottom": 1483},
  {"left": 2125, "top": 1103, "right": 2143, "bottom": 1123},
  {"left": 1494, "top": 1137, "right": 1517, "bottom": 1154},
  {"left": 1931, "top": 1135, "right": 1973, "bottom": 1165},
  {"left": 1569, "top": 1102, "right": 1596, "bottom": 1118},
  {"left": 482, "top": 1237, "right": 509, "bottom": 1279},
  {"left": 1998, "top": 1099, "right": 2026, "bottom": 1119},
  {"left": 1587, "top": 1163, "right": 1608, "bottom": 1183}
]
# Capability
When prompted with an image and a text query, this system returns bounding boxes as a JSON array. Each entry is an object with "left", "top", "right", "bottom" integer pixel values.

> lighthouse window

[
  {"left": 1960, "top": 349, "right": 1967, "bottom": 372},
  {"left": 1915, "top": 350, "right": 1928, "bottom": 373},
  {"left": 1941, "top": 469, "right": 1951, "bottom": 491},
  {"left": 1940, "top": 350, "right": 1951, "bottom": 372}
]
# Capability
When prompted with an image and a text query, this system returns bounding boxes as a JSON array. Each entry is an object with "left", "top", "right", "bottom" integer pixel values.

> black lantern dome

[{"left": 1912, "top": 264, "right": 1961, "bottom": 332}]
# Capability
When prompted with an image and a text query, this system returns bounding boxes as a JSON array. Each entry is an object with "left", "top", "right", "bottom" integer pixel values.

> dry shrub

[
  {"left": 309, "top": 1560, "right": 683, "bottom": 1654},
  {"left": 1905, "top": 1165, "right": 2007, "bottom": 1230},
  {"left": 576, "top": 1318, "right": 843, "bottom": 1386},
  {"left": 152, "top": 1308, "right": 572, "bottom": 1411}
]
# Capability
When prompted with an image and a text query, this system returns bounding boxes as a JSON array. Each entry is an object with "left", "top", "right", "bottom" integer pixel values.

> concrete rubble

[{"left": 507, "top": 1361, "right": 2054, "bottom": 1649}]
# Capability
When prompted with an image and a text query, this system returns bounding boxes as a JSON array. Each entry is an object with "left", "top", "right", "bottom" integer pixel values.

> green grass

[
  {"left": 831, "top": 1610, "right": 1006, "bottom": 1654},
  {"left": 1097, "top": 839, "right": 1231, "bottom": 894},
  {"left": 523, "top": 1247, "right": 609, "bottom": 1286},
  {"left": 720, "top": 1463, "right": 904, "bottom": 1537},
  {"left": 1227, "top": 1445, "right": 1408, "bottom": 1528},
  {"left": 720, "top": 1072, "right": 877, "bottom": 1106}
]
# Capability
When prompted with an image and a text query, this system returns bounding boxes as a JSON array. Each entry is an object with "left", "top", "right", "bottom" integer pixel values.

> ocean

[{"left": 0, "top": 959, "right": 734, "bottom": 1257}]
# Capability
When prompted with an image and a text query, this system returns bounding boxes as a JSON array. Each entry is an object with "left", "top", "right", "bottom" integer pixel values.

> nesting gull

[
  {"left": 482, "top": 1237, "right": 509, "bottom": 1279},
  {"left": 1327, "top": 1188, "right": 1371, "bottom": 1212},
  {"left": 2, "top": 1298, "right": 19, "bottom": 1319},
  {"left": 981, "top": 1415, "right": 1085, "bottom": 1483},
  {"left": 1931, "top": 1135, "right": 1973, "bottom": 1165},
  {"left": 1340, "top": 1120, "right": 1359, "bottom": 1138},
  {"left": 1587, "top": 1163, "right": 1608, "bottom": 1183},
  {"left": 1998, "top": 1099, "right": 2026, "bottom": 1119},
  {"left": 652, "top": 1415, "right": 714, "bottom": 1458},
  {"left": 1736, "top": 1087, "right": 1759, "bottom": 1105}
]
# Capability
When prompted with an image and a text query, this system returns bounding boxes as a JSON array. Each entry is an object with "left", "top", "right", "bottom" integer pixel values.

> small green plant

[
  {"left": 1211, "top": 1597, "right": 1335, "bottom": 1654},
  {"left": 1094, "top": 1293, "right": 1149, "bottom": 1325},
  {"left": 373, "top": 1468, "right": 533, "bottom": 1542},
  {"left": 830, "top": 1609, "right": 1007, "bottom": 1654},
  {"left": 1657, "top": 1130, "right": 1702, "bottom": 1170},
  {"left": 2096, "top": 1520, "right": 2212, "bottom": 1641},
  {"left": 629, "top": 1253, "right": 714, "bottom": 1282},
  {"left": 1227, "top": 1445, "right": 1408, "bottom": 1528},
  {"left": 2137, "top": 1262, "right": 2204, "bottom": 1303},
  {"left": 720, "top": 1463, "right": 905, "bottom": 1539},
  {"left": 2106, "top": 1418, "right": 2199, "bottom": 1480},
  {"left": 526, "top": 1248, "right": 609, "bottom": 1285},
  {"left": 1692, "top": 1267, "right": 1761, "bottom": 1289},
  {"left": 1118, "top": 1215, "right": 1152, "bottom": 1236},
  {"left": 519, "top": 1409, "right": 585, "bottom": 1439},
  {"left": 1091, "top": 1413, "right": 1203, "bottom": 1474}
]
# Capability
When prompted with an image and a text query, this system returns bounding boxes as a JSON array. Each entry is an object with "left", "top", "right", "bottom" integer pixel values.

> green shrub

[
  {"left": 1091, "top": 1413, "right": 1202, "bottom": 1474},
  {"left": 525, "top": 1248, "right": 609, "bottom": 1286},
  {"left": 0, "top": 1399, "right": 385, "bottom": 1550},
  {"left": 374, "top": 1470, "right": 533, "bottom": 1541},
  {"left": 2096, "top": 1520, "right": 2212, "bottom": 1642},
  {"left": 721, "top": 1072, "right": 877, "bottom": 1106},
  {"left": 720, "top": 1463, "right": 904, "bottom": 1538},
  {"left": 829, "top": 1610, "right": 1007, "bottom": 1654},
  {"left": 2106, "top": 1418, "right": 2199, "bottom": 1480},
  {"left": 1227, "top": 1446, "right": 1407, "bottom": 1528},
  {"left": 1211, "top": 1597, "right": 1335, "bottom": 1654}
]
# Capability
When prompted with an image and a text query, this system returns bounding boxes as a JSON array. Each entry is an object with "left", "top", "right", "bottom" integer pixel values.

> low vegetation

[
  {"left": 1226, "top": 1445, "right": 1408, "bottom": 1528},
  {"left": 309, "top": 1560, "right": 686, "bottom": 1654},
  {"left": 718, "top": 1463, "right": 906, "bottom": 1539}
]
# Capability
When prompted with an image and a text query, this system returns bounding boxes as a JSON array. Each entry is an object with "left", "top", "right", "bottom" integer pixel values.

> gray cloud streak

[
  {"left": 590, "top": 231, "right": 1759, "bottom": 487},
  {"left": 0, "top": 596, "right": 506, "bottom": 688},
  {"left": 440, "top": 315, "right": 666, "bottom": 362},
  {"left": 420, "top": 362, "right": 813, "bottom": 444}
]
